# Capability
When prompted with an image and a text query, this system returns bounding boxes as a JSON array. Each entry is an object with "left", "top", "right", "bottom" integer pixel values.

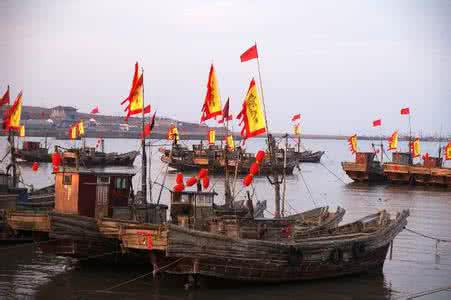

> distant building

[{"left": 50, "top": 106, "right": 78, "bottom": 120}]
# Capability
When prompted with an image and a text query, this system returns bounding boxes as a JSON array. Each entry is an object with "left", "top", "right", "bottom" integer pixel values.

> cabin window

[
  {"left": 115, "top": 177, "right": 128, "bottom": 190},
  {"left": 97, "top": 176, "right": 110, "bottom": 184},
  {"left": 63, "top": 175, "right": 72, "bottom": 185}
]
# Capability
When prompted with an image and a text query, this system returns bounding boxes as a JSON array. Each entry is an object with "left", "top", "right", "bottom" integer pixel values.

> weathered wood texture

[
  {"left": 7, "top": 211, "right": 50, "bottom": 232},
  {"left": 163, "top": 210, "right": 408, "bottom": 282}
]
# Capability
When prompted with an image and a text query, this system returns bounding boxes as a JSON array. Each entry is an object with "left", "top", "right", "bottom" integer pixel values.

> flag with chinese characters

[
  {"left": 236, "top": 79, "right": 266, "bottom": 140},
  {"left": 121, "top": 62, "right": 144, "bottom": 121},
  {"left": 411, "top": 138, "right": 420, "bottom": 158},
  {"left": 201, "top": 64, "right": 222, "bottom": 122},
  {"left": 226, "top": 134, "right": 235, "bottom": 151},
  {"left": 3, "top": 91, "right": 23, "bottom": 130},
  {"left": 208, "top": 128, "right": 215, "bottom": 145},
  {"left": 445, "top": 143, "right": 451, "bottom": 160},
  {"left": 348, "top": 134, "right": 358, "bottom": 154},
  {"left": 69, "top": 125, "right": 77, "bottom": 140},
  {"left": 388, "top": 130, "right": 398, "bottom": 151}
]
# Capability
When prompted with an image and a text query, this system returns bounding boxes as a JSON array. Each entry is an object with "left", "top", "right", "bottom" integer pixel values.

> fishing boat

[
  {"left": 160, "top": 142, "right": 299, "bottom": 175},
  {"left": 158, "top": 209, "right": 408, "bottom": 282},
  {"left": 15, "top": 141, "right": 139, "bottom": 167},
  {"left": 342, "top": 152, "right": 386, "bottom": 183}
]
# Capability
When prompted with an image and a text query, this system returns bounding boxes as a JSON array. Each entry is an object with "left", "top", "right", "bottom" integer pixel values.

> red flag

[
  {"left": 372, "top": 119, "right": 381, "bottom": 127},
  {"left": 291, "top": 114, "right": 301, "bottom": 122},
  {"left": 1, "top": 86, "right": 10, "bottom": 107},
  {"left": 218, "top": 98, "right": 232, "bottom": 124},
  {"left": 90, "top": 106, "right": 99, "bottom": 114},
  {"left": 400, "top": 107, "right": 410, "bottom": 115},
  {"left": 143, "top": 104, "right": 151, "bottom": 114},
  {"left": 140, "top": 112, "right": 156, "bottom": 138},
  {"left": 240, "top": 44, "right": 258, "bottom": 62}
]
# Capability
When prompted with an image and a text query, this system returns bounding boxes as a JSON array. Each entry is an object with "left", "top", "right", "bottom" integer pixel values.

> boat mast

[
  {"left": 141, "top": 67, "right": 147, "bottom": 205},
  {"left": 8, "top": 129, "right": 18, "bottom": 188},
  {"left": 254, "top": 45, "right": 281, "bottom": 218},
  {"left": 224, "top": 115, "right": 232, "bottom": 207}
]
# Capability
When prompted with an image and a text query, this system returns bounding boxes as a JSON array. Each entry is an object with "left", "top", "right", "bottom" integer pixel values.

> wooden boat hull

[
  {"left": 16, "top": 149, "right": 139, "bottom": 167},
  {"left": 161, "top": 155, "right": 297, "bottom": 175},
  {"left": 296, "top": 151, "right": 325, "bottom": 163},
  {"left": 341, "top": 162, "right": 386, "bottom": 183},
  {"left": 383, "top": 163, "right": 450, "bottom": 187},
  {"left": 160, "top": 210, "right": 408, "bottom": 282}
]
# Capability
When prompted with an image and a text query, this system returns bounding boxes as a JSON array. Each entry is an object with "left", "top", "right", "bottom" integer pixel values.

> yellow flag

[
  {"left": 445, "top": 143, "right": 451, "bottom": 160},
  {"left": 167, "top": 126, "right": 179, "bottom": 141},
  {"left": 200, "top": 64, "right": 222, "bottom": 122},
  {"left": 70, "top": 126, "right": 77, "bottom": 140},
  {"left": 208, "top": 128, "right": 215, "bottom": 145},
  {"left": 129, "top": 66, "right": 143, "bottom": 114},
  {"left": 8, "top": 91, "right": 23, "bottom": 129},
  {"left": 411, "top": 138, "right": 420, "bottom": 158},
  {"left": 226, "top": 134, "right": 235, "bottom": 151},
  {"left": 388, "top": 130, "right": 398, "bottom": 151},
  {"left": 237, "top": 79, "right": 266, "bottom": 139},
  {"left": 294, "top": 123, "right": 300, "bottom": 136},
  {"left": 78, "top": 121, "right": 85, "bottom": 136},
  {"left": 19, "top": 125, "right": 25, "bottom": 138},
  {"left": 348, "top": 134, "right": 358, "bottom": 154}
]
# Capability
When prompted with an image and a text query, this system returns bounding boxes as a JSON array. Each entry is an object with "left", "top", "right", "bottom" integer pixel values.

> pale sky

[{"left": 1, "top": 0, "right": 450, "bottom": 136}]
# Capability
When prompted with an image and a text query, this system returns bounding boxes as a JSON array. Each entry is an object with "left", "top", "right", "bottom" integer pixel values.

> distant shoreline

[{"left": 1, "top": 129, "right": 448, "bottom": 143}]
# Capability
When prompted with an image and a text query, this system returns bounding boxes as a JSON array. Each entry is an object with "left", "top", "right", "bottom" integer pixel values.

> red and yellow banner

[
  {"left": 444, "top": 143, "right": 450, "bottom": 160},
  {"left": 121, "top": 62, "right": 144, "bottom": 121},
  {"left": 208, "top": 128, "right": 215, "bottom": 145},
  {"left": 77, "top": 120, "right": 85, "bottom": 136},
  {"left": 69, "top": 125, "right": 77, "bottom": 140},
  {"left": 167, "top": 125, "right": 179, "bottom": 141},
  {"left": 3, "top": 91, "right": 23, "bottom": 130},
  {"left": 388, "top": 130, "right": 398, "bottom": 151},
  {"left": 411, "top": 138, "right": 420, "bottom": 158},
  {"left": 348, "top": 134, "right": 358, "bottom": 154},
  {"left": 237, "top": 79, "right": 266, "bottom": 140},
  {"left": 226, "top": 134, "right": 235, "bottom": 151},
  {"left": 293, "top": 123, "right": 300, "bottom": 136},
  {"left": 19, "top": 125, "right": 25, "bottom": 138},
  {"left": 201, "top": 64, "right": 222, "bottom": 122}
]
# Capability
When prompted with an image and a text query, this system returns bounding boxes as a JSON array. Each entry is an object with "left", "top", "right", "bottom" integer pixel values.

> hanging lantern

[
  {"left": 51, "top": 152, "right": 61, "bottom": 167},
  {"left": 202, "top": 176, "right": 210, "bottom": 189},
  {"left": 173, "top": 184, "right": 185, "bottom": 193},
  {"left": 186, "top": 176, "right": 198, "bottom": 187},
  {"left": 198, "top": 168, "right": 208, "bottom": 179},
  {"left": 249, "top": 162, "right": 259, "bottom": 176},
  {"left": 255, "top": 150, "right": 265, "bottom": 163},
  {"left": 243, "top": 174, "right": 253, "bottom": 187},
  {"left": 176, "top": 173, "right": 184, "bottom": 185},
  {"left": 32, "top": 162, "right": 39, "bottom": 172},
  {"left": 53, "top": 166, "right": 59, "bottom": 172}
]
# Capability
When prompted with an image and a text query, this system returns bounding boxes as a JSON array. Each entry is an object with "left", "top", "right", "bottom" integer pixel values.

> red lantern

[
  {"left": 51, "top": 152, "right": 61, "bottom": 167},
  {"left": 53, "top": 166, "right": 59, "bottom": 172},
  {"left": 198, "top": 168, "right": 208, "bottom": 179},
  {"left": 243, "top": 174, "right": 253, "bottom": 187},
  {"left": 173, "top": 184, "right": 185, "bottom": 192},
  {"left": 202, "top": 176, "right": 210, "bottom": 189},
  {"left": 32, "top": 162, "right": 39, "bottom": 172},
  {"left": 249, "top": 162, "right": 259, "bottom": 176},
  {"left": 176, "top": 173, "right": 184, "bottom": 185},
  {"left": 255, "top": 150, "right": 265, "bottom": 163},
  {"left": 186, "top": 176, "right": 198, "bottom": 187}
]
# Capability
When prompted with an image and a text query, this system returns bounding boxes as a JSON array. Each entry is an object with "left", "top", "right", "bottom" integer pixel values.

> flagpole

[
  {"left": 379, "top": 125, "right": 383, "bottom": 163},
  {"left": 141, "top": 67, "right": 147, "bottom": 207},
  {"left": 254, "top": 42, "right": 281, "bottom": 218},
  {"left": 408, "top": 113, "right": 412, "bottom": 164}
]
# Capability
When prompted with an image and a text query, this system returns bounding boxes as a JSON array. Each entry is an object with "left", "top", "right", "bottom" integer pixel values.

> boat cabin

[
  {"left": 423, "top": 156, "right": 442, "bottom": 168},
  {"left": 392, "top": 152, "right": 412, "bottom": 165},
  {"left": 54, "top": 168, "right": 134, "bottom": 218},
  {"left": 170, "top": 190, "right": 216, "bottom": 230},
  {"left": 22, "top": 141, "right": 43, "bottom": 151},
  {"left": 355, "top": 152, "right": 377, "bottom": 164}
]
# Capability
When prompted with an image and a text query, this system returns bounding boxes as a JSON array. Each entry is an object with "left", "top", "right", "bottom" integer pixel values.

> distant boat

[{"left": 15, "top": 141, "right": 139, "bottom": 167}]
